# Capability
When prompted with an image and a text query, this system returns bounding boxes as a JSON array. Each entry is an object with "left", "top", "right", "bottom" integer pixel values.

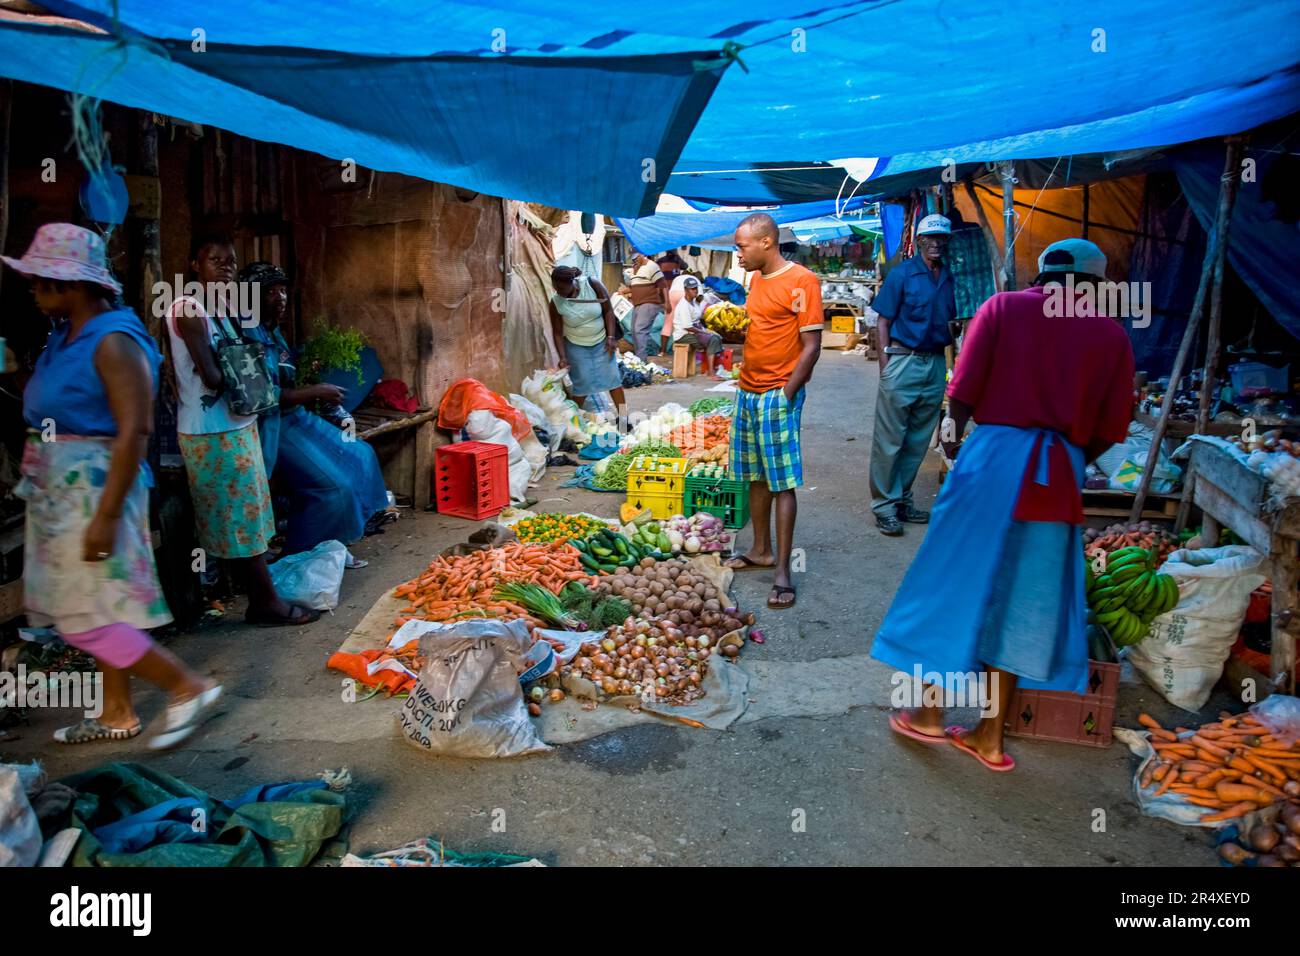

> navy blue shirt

[{"left": 873, "top": 256, "right": 956, "bottom": 351}]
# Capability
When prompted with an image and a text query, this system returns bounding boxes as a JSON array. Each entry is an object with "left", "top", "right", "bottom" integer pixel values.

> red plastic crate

[
  {"left": 433, "top": 441, "right": 509, "bottom": 520},
  {"left": 1003, "top": 659, "right": 1121, "bottom": 748}
]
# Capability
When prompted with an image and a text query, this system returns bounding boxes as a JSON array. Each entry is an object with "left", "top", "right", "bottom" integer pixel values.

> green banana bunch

[{"left": 1083, "top": 546, "right": 1180, "bottom": 647}]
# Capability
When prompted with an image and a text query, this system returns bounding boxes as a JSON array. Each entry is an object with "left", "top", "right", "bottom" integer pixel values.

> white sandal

[
  {"left": 54, "top": 718, "right": 142, "bottom": 744},
  {"left": 148, "top": 684, "right": 223, "bottom": 751}
]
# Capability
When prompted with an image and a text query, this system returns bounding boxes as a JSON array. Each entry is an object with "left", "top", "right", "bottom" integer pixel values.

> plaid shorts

[{"left": 730, "top": 386, "right": 806, "bottom": 491}]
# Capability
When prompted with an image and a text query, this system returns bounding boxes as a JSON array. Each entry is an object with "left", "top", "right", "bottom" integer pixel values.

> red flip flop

[
  {"left": 889, "top": 713, "right": 949, "bottom": 745},
  {"left": 945, "top": 726, "right": 1016, "bottom": 772}
]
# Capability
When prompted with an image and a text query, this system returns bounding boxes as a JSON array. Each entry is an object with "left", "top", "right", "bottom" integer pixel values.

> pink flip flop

[
  {"left": 888, "top": 713, "right": 949, "bottom": 745},
  {"left": 945, "top": 726, "right": 1016, "bottom": 772}
]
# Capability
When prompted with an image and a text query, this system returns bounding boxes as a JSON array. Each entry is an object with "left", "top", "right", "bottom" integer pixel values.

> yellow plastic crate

[
  {"left": 627, "top": 456, "right": 688, "bottom": 516},
  {"left": 624, "top": 489, "right": 683, "bottom": 520},
  {"left": 626, "top": 456, "right": 689, "bottom": 496},
  {"left": 829, "top": 314, "right": 857, "bottom": 334}
]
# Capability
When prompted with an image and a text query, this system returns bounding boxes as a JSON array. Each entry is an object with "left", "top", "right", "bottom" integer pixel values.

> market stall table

[{"left": 1185, "top": 441, "right": 1299, "bottom": 694}]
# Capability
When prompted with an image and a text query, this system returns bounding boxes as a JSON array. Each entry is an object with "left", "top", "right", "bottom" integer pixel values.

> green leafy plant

[{"left": 298, "top": 320, "right": 367, "bottom": 386}]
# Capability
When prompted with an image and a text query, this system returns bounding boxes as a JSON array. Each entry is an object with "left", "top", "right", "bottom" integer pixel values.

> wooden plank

[
  {"left": 1133, "top": 410, "right": 1241, "bottom": 439},
  {"left": 1189, "top": 443, "right": 1267, "bottom": 509},
  {"left": 413, "top": 418, "right": 436, "bottom": 511},
  {"left": 1192, "top": 477, "right": 1273, "bottom": 554},
  {"left": 1269, "top": 544, "right": 1297, "bottom": 694}
]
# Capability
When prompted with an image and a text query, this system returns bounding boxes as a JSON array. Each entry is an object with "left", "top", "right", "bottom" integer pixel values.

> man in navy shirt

[{"left": 868, "top": 214, "right": 956, "bottom": 536}]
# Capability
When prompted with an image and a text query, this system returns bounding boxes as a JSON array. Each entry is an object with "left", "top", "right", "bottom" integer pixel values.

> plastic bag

[
  {"left": 463, "top": 411, "right": 537, "bottom": 502},
  {"left": 1095, "top": 420, "right": 1182, "bottom": 493},
  {"left": 0, "top": 767, "right": 41, "bottom": 867},
  {"left": 510, "top": 393, "right": 559, "bottom": 454},
  {"left": 1127, "top": 546, "right": 1268, "bottom": 711},
  {"left": 268, "top": 540, "right": 348, "bottom": 610},
  {"left": 396, "top": 618, "right": 549, "bottom": 758},
  {"left": 438, "top": 379, "right": 532, "bottom": 440},
  {"left": 1249, "top": 694, "right": 1300, "bottom": 747}
]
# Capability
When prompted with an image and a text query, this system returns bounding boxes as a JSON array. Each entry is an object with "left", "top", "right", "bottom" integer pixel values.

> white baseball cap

[
  {"left": 1038, "top": 238, "right": 1107, "bottom": 279},
  {"left": 916, "top": 214, "right": 952, "bottom": 237}
]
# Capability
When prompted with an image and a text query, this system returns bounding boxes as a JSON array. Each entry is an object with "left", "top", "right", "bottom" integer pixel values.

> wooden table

[{"left": 1186, "top": 442, "right": 1299, "bottom": 694}]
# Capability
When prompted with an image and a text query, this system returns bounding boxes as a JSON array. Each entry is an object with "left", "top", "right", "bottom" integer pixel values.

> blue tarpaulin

[
  {"left": 1173, "top": 140, "right": 1300, "bottom": 342},
  {"left": 615, "top": 196, "right": 871, "bottom": 254},
  {"left": 1, "top": 1, "right": 1294, "bottom": 217}
]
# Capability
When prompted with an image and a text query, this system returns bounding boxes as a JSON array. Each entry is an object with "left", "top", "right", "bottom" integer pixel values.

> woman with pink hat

[{"left": 3, "top": 222, "right": 222, "bottom": 748}]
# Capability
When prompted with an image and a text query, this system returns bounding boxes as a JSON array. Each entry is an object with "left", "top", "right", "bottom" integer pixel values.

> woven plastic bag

[{"left": 396, "top": 618, "right": 549, "bottom": 758}]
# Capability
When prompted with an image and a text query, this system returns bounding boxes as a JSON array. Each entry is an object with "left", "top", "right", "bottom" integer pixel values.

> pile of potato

[
  {"left": 1217, "top": 804, "right": 1300, "bottom": 867},
  {"left": 591, "top": 557, "right": 753, "bottom": 639}
]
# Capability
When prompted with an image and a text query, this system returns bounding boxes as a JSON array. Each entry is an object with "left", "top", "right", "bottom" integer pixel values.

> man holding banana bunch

[{"left": 871, "top": 239, "right": 1135, "bottom": 772}]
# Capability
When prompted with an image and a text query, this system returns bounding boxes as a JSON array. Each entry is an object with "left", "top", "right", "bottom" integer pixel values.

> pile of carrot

[
  {"left": 1138, "top": 712, "right": 1300, "bottom": 823},
  {"left": 668, "top": 416, "right": 730, "bottom": 456},
  {"left": 391, "top": 542, "right": 594, "bottom": 632}
]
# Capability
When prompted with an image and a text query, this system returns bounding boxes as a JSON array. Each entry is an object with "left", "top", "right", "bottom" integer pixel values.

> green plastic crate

[{"left": 684, "top": 473, "right": 750, "bottom": 529}]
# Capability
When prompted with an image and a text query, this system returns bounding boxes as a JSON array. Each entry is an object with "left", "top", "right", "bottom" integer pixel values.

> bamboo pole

[
  {"left": 1129, "top": 137, "right": 1243, "bottom": 524},
  {"left": 1081, "top": 184, "right": 1090, "bottom": 240},
  {"left": 1000, "top": 161, "right": 1017, "bottom": 291},
  {"left": 135, "top": 112, "right": 162, "bottom": 338}
]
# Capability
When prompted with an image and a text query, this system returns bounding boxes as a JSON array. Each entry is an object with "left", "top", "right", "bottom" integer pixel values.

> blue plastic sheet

[{"left": 616, "top": 196, "right": 871, "bottom": 255}]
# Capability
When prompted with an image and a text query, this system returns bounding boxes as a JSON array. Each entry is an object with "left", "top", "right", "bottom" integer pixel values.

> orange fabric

[
  {"left": 437, "top": 379, "right": 532, "bottom": 440},
  {"left": 326, "top": 649, "right": 417, "bottom": 696},
  {"left": 739, "top": 262, "right": 823, "bottom": 392}
]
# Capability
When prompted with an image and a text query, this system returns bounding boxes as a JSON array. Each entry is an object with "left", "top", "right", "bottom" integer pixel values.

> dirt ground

[{"left": 1, "top": 351, "right": 1227, "bottom": 866}]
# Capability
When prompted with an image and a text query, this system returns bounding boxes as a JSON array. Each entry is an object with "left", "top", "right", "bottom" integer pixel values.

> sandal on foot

[
  {"left": 54, "top": 718, "right": 142, "bottom": 744},
  {"left": 945, "top": 726, "right": 1016, "bottom": 772},
  {"left": 246, "top": 604, "right": 322, "bottom": 627},
  {"left": 767, "top": 585, "right": 797, "bottom": 609},
  {"left": 148, "top": 684, "right": 224, "bottom": 751},
  {"left": 888, "top": 713, "right": 948, "bottom": 745},
  {"left": 724, "top": 554, "right": 775, "bottom": 572}
]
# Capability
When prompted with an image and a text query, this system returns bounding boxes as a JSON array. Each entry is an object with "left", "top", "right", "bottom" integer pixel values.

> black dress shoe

[
  {"left": 898, "top": 506, "right": 930, "bottom": 523},
  {"left": 876, "top": 515, "right": 904, "bottom": 536}
]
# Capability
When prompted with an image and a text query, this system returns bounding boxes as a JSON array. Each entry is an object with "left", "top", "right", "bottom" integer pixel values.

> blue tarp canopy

[
  {"left": 4, "top": 1, "right": 1298, "bottom": 214},
  {"left": 615, "top": 196, "right": 872, "bottom": 255}
]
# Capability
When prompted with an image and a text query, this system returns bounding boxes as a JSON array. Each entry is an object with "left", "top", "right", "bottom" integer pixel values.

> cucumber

[
  {"left": 578, "top": 553, "right": 601, "bottom": 572},
  {"left": 657, "top": 532, "right": 671, "bottom": 552},
  {"left": 591, "top": 546, "right": 614, "bottom": 558},
  {"left": 612, "top": 536, "right": 629, "bottom": 556},
  {"left": 571, "top": 538, "right": 589, "bottom": 554}
]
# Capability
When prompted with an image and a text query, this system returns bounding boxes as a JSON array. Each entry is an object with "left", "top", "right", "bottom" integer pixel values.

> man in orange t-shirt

[{"left": 723, "top": 213, "right": 822, "bottom": 610}]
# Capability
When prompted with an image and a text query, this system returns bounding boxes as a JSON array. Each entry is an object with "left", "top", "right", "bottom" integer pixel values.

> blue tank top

[{"left": 24, "top": 309, "right": 162, "bottom": 436}]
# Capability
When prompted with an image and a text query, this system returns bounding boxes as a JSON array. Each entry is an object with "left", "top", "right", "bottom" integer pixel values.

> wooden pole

[
  {"left": 1173, "top": 137, "right": 1245, "bottom": 530},
  {"left": 1130, "top": 137, "right": 1243, "bottom": 524},
  {"left": 963, "top": 178, "right": 1004, "bottom": 292},
  {"left": 135, "top": 112, "right": 162, "bottom": 338},
  {"left": 1081, "top": 184, "right": 1090, "bottom": 241},
  {"left": 999, "top": 161, "right": 1017, "bottom": 291},
  {"left": 0, "top": 81, "right": 11, "bottom": 302}
]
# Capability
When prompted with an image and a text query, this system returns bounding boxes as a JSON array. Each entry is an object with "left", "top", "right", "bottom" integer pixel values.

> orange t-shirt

[{"left": 739, "top": 262, "right": 823, "bottom": 392}]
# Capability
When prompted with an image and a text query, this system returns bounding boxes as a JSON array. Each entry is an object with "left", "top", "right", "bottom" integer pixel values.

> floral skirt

[
  {"left": 178, "top": 422, "right": 275, "bottom": 559},
  {"left": 16, "top": 434, "right": 172, "bottom": 634}
]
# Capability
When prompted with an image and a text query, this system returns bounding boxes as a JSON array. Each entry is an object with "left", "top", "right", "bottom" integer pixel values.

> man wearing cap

[
  {"left": 871, "top": 238, "right": 1135, "bottom": 772},
  {"left": 868, "top": 213, "right": 956, "bottom": 536},
  {"left": 665, "top": 275, "right": 725, "bottom": 379},
  {"left": 626, "top": 251, "right": 670, "bottom": 358}
]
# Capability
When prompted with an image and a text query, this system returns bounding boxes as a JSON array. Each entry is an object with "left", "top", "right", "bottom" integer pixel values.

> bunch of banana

[
  {"left": 1084, "top": 547, "right": 1180, "bottom": 647},
  {"left": 702, "top": 303, "right": 750, "bottom": 334}
]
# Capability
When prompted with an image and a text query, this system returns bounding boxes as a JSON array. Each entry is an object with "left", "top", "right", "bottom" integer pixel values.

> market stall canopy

[
  {"left": 615, "top": 196, "right": 873, "bottom": 255},
  {"left": 8, "top": 1, "right": 1298, "bottom": 215},
  {"left": 0, "top": 7, "right": 731, "bottom": 217}
]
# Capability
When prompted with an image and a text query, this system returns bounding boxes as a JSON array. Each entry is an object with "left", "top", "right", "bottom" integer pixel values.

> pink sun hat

[{"left": 0, "top": 222, "right": 122, "bottom": 295}]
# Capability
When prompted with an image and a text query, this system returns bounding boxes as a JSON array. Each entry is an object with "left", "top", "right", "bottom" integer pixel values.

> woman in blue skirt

[
  {"left": 871, "top": 240, "right": 1136, "bottom": 772},
  {"left": 239, "top": 263, "right": 389, "bottom": 555}
]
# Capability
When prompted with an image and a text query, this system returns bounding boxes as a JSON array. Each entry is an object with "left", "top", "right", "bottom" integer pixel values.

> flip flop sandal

[
  {"left": 888, "top": 713, "right": 949, "bottom": 745},
  {"left": 149, "top": 684, "right": 224, "bottom": 751},
  {"left": 767, "top": 585, "right": 797, "bottom": 610},
  {"left": 945, "top": 726, "right": 1016, "bottom": 772},
  {"left": 53, "top": 718, "right": 142, "bottom": 744},
  {"left": 725, "top": 555, "right": 776, "bottom": 572},
  {"left": 246, "top": 604, "right": 322, "bottom": 628}
]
